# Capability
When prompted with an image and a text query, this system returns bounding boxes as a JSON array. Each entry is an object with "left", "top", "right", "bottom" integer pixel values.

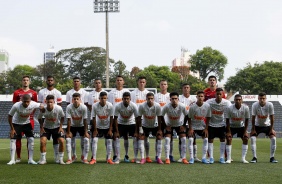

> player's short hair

[
  {"left": 234, "top": 94, "right": 242, "bottom": 99},
  {"left": 122, "top": 92, "right": 131, "bottom": 98},
  {"left": 99, "top": 91, "right": 107, "bottom": 97},
  {"left": 22, "top": 75, "right": 30, "bottom": 79},
  {"left": 208, "top": 75, "right": 217, "bottom": 81},
  {"left": 72, "top": 93, "right": 81, "bottom": 98},
  {"left": 216, "top": 88, "right": 223, "bottom": 92},
  {"left": 146, "top": 92, "right": 154, "bottom": 98},
  {"left": 170, "top": 92, "right": 179, "bottom": 97},
  {"left": 138, "top": 76, "right": 146, "bottom": 81},
  {"left": 160, "top": 79, "right": 167, "bottom": 83},
  {"left": 46, "top": 95, "right": 55, "bottom": 100},
  {"left": 73, "top": 76, "right": 80, "bottom": 81},
  {"left": 22, "top": 94, "right": 31, "bottom": 101},
  {"left": 197, "top": 90, "right": 204, "bottom": 95},
  {"left": 116, "top": 75, "right": 124, "bottom": 79},
  {"left": 47, "top": 75, "right": 54, "bottom": 79},
  {"left": 182, "top": 83, "right": 190, "bottom": 87},
  {"left": 94, "top": 78, "right": 102, "bottom": 82},
  {"left": 258, "top": 92, "right": 266, "bottom": 97}
]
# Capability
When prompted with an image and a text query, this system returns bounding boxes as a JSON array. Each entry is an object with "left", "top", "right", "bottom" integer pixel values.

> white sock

[
  {"left": 124, "top": 139, "right": 129, "bottom": 156},
  {"left": 226, "top": 145, "right": 232, "bottom": 160},
  {"left": 250, "top": 136, "right": 257, "bottom": 158},
  {"left": 180, "top": 137, "right": 187, "bottom": 159},
  {"left": 83, "top": 137, "right": 89, "bottom": 160},
  {"left": 27, "top": 137, "right": 34, "bottom": 161},
  {"left": 157, "top": 140, "right": 162, "bottom": 158},
  {"left": 193, "top": 144, "right": 198, "bottom": 159},
  {"left": 170, "top": 139, "right": 173, "bottom": 156},
  {"left": 53, "top": 144, "right": 59, "bottom": 161},
  {"left": 144, "top": 137, "right": 150, "bottom": 158},
  {"left": 202, "top": 138, "right": 208, "bottom": 159},
  {"left": 115, "top": 138, "right": 120, "bottom": 159},
  {"left": 80, "top": 137, "right": 84, "bottom": 157},
  {"left": 133, "top": 137, "right": 138, "bottom": 159},
  {"left": 270, "top": 137, "right": 276, "bottom": 158},
  {"left": 112, "top": 139, "right": 116, "bottom": 156},
  {"left": 106, "top": 139, "right": 113, "bottom": 160},
  {"left": 139, "top": 140, "right": 145, "bottom": 159},
  {"left": 92, "top": 137, "right": 98, "bottom": 160},
  {"left": 59, "top": 152, "right": 64, "bottom": 162},
  {"left": 71, "top": 137, "right": 76, "bottom": 156},
  {"left": 165, "top": 137, "right": 171, "bottom": 159},
  {"left": 220, "top": 142, "right": 226, "bottom": 159},
  {"left": 242, "top": 144, "right": 248, "bottom": 160},
  {"left": 188, "top": 137, "right": 194, "bottom": 160},
  {"left": 10, "top": 139, "right": 16, "bottom": 161},
  {"left": 41, "top": 152, "right": 46, "bottom": 161},
  {"left": 66, "top": 138, "right": 72, "bottom": 160},
  {"left": 208, "top": 143, "right": 214, "bottom": 158}
]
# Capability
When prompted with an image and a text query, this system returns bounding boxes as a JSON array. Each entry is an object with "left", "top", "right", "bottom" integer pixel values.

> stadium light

[{"left": 93, "top": 0, "right": 120, "bottom": 88}]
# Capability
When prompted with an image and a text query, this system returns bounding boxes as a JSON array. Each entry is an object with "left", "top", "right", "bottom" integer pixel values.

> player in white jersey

[
  {"left": 226, "top": 94, "right": 250, "bottom": 164},
  {"left": 187, "top": 90, "right": 211, "bottom": 164},
  {"left": 137, "top": 92, "right": 163, "bottom": 164},
  {"left": 7, "top": 94, "right": 44, "bottom": 165},
  {"left": 206, "top": 88, "right": 231, "bottom": 164},
  {"left": 162, "top": 92, "right": 189, "bottom": 164},
  {"left": 108, "top": 75, "right": 130, "bottom": 162},
  {"left": 87, "top": 78, "right": 108, "bottom": 111},
  {"left": 250, "top": 92, "right": 278, "bottom": 163},
  {"left": 65, "top": 93, "right": 90, "bottom": 164},
  {"left": 37, "top": 95, "right": 65, "bottom": 164},
  {"left": 38, "top": 75, "right": 63, "bottom": 163},
  {"left": 90, "top": 92, "right": 114, "bottom": 165},
  {"left": 178, "top": 83, "right": 198, "bottom": 163},
  {"left": 113, "top": 92, "right": 139, "bottom": 164},
  {"left": 66, "top": 76, "right": 89, "bottom": 105},
  {"left": 130, "top": 76, "right": 150, "bottom": 163}
]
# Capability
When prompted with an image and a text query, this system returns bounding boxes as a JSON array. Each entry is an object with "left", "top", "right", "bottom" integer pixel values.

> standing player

[
  {"left": 65, "top": 93, "right": 90, "bottom": 164},
  {"left": 187, "top": 91, "right": 211, "bottom": 164},
  {"left": 130, "top": 76, "right": 150, "bottom": 163},
  {"left": 12, "top": 75, "right": 38, "bottom": 163},
  {"left": 154, "top": 80, "right": 172, "bottom": 161},
  {"left": 108, "top": 75, "right": 130, "bottom": 162},
  {"left": 162, "top": 92, "right": 189, "bottom": 164},
  {"left": 7, "top": 94, "right": 43, "bottom": 165},
  {"left": 38, "top": 95, "right": 65, "bottom": 164},
  {"left": 138, "top": 93, "right": 163, "bottom": 164},
  {"left": 226, "top": 94, "right": 250, "bottom": 164},
  {"left": 90, "top": 92, "right": 114, "bottom": 164},
  {"left": 65, "top": 76, "right": 89, "bottom": 161},
  {"left": 250, "top": 92, "right": 278, "bottom": 163},
  {"left": 178, "top": 83, "right": 198, "bottom": 162},
  {"left": 87, "top": 78, "right": 107, "bottom": 112},
  {"left": 113, "top": 92, "right": 139, "bottom": 164},
  {"left": 206, "top": 88, "right": 231, "bottom": 164},
  {"left": 38, "top": 75, "right": 62, "bottom": 163},
  {"left": 204, "top": 76, "right": 226, "bottom": 101}
]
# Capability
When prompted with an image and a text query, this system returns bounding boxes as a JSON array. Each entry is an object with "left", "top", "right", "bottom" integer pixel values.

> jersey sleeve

[
  {"left": 8, "top": 104, "right": 18, "bottom": 116},
  {"left": 82, "top": 105, "right": 88, "bottom": 119},
  {"left": 269, "top": 103, "right": 274, "bottom": 115},
  {"left": 251, "top": 103, "right": 257, "bottom": 116},
  {"left": 156, "top": 104, "right": 162, "bottom": 116},
  {"left": 66, "top": 105, "right": 72, "bottom": 118},
  {"left": 66, "top": 91, "right": 71, "bottom": 103},
  {"left": 133, "top": 104, "right": 139, "bottom": 117},
  {"left": 245, "top": 105, "right": 250, "bottom": 119},
  {"left": 206, "top": 104, "right": 212, "bottom": 117},
  {"left": 138, "top": 105, "right": 143, "bottom": 117},
  {"left": 12, "top": 91, "right": 18, "bottom": 103},
  {"left": 32, "top": 91, "right": 38, "bottom": 102},
  {"left": 38, "top": 90, "right": 44, "bottom": 103},
  {"left": 109, "top": 103, "right": 114, "bottom": 116},
  {"left": 91, "top": 104, "right": 96, "bottom": 118},
  {"left": 161, "top": 105, "right": 168, "bottom": 116},
  {"left": 114, "top": 103, "right": 120, "bottom": 117},
  {"left": 59, "top": 106, "right": 65, "bottom": 117}
]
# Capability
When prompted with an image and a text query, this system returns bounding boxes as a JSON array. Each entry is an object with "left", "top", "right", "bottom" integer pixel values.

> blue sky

[{"left": 1, "top": 0, "right": 282, "bottom": 84}]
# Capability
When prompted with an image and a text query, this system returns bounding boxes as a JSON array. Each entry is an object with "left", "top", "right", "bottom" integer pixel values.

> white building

[{"left": 0, "top": 50, "right": 9, "bottom": 73}]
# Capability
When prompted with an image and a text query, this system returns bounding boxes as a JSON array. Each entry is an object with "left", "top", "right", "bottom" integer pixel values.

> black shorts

[
  {"left": 142, "top": 127, "right": 158, "bottom": 137},
  {"left": 251, "top": 126, "right": 274, "bottom": 137},
  {"left": 208, "top": 126, "right": 226, "bottom": 139},
  {"left": 41, "top": 127, "right": 65, "bottom": 140},
  {"left": 70, "top": 126, "right": 85, "bottom": 137},
  {"left": 230, "top": 127, "right": 245, "bottom": 138},
  {"left": 12, "top": 123, "right": 34, "bottom": 139},
  {"left": 118, "top": 124, "right": 135, "bottom": 137},
  {"left": 193, "top": 130, "right": 205, "bottom": 138},
  {"left": 94, "top": 128, "right": 112, "bottom": 139},
  {"left": 164, "top": 126, "right": 186, "bottom": 136}
]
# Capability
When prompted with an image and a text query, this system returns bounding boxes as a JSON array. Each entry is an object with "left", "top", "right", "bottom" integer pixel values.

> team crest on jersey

[{"left": 201, "top": 109, "right": 206, "bottom": 115}]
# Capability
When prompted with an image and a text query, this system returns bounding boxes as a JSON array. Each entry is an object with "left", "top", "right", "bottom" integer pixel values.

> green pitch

[{"left": 0, "top": 138, "right": 281, "bottom": 184}]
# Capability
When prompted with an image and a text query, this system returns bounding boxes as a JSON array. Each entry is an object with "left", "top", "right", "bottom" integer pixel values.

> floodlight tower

[{"left": 93, "top": 0, "right": 120, "bottom": 88}]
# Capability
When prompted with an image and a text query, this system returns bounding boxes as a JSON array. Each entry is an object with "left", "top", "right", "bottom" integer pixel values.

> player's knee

[{"left": 58, "top": 138, "right": 64, "bottom": 144}]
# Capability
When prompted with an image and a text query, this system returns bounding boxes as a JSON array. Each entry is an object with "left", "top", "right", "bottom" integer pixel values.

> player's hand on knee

[
  {"left": 84, "top": 132, "right": 90, "bottom": 138},
  {"left": 107, "top": 130, "right": 113, "bottom": 137},
  {"left": 250, "top": 129, "right": 256, "bottom": 136},
  {"left": 58, "top": 128, "right": 64, "bottom": 134},
  {"left": 188, "top": 130, "right": 193, "bottom": 137},
  {"left": 157, "top": 130, "right": 163, "bottom": 137},
  {"left": 10, "top": 129, "right": 16, "bottom": 138},
  {"left": 66, "top": 132, "right": 72, "bottom": 138},
  {"left": 114, "top": 132, "right": 120, "bottom": 138},
  {"left": 93, "top": 129, "right": 98, "bottom": 137},
  {"left": 166, "top": 126, "right": 171, "bottom": 132},
  {"left": 40, "top": 127, "right": 45, "bottom": 135},
  {"left": 270, "top": 129, "right": 276, "bottom": 136},
  {"left": 203, "top": 129, "right": 208, "bottom": 138},
  {"left": 180, "top": 125, "right": 186, "bottom": 132}
]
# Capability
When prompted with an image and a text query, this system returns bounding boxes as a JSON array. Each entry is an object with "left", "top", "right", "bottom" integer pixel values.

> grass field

[{"left": 0, "top": 138, "right": 281, "bottom": 184}]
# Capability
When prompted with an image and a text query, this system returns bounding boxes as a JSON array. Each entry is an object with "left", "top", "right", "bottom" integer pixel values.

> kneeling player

[
  {"left": 38, "top": 95, "right": 65, "bottom": 164},
  {"left": 137, "top": 93, "right": 163, "bottom": 164},
  {"left": 187, "top": 91, "right": 211, "bottom": 164},
  {"left": 90, "top": 92, "right": 114, "bottom": 164},
  {"left": 65, "top": 93, "right": 90, "bottom": 164},
  {"left": 162, "top": 92, "right": 188, "bottom": 164},
  {"left": 226, "top": 94, "right": 250, "bottom": 163}
]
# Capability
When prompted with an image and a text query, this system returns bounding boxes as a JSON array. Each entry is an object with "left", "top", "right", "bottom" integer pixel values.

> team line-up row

[{"left": 6, "top": 75, "right": 278, "bottom": 165}]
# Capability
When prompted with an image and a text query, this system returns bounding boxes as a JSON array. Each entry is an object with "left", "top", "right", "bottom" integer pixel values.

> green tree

[
  {"left": 190, "top": 46, "right": 228, "bottom": 81},
  {"left": 225, "top": 61, "right": 282, "bottom": 94},
  {"left": 180, "top": 75, "right": 208, "bottom": 95}
]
